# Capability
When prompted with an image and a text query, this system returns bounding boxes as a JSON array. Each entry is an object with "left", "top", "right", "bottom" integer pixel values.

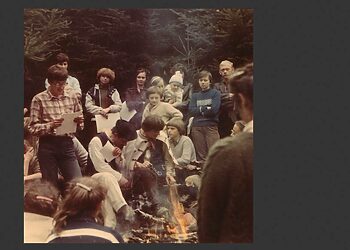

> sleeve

[
  {"left": 72, "top": 137, "right": 88, "bottom": 169},
  {"left": 202, "top": 90, "right": 221, "bottom": 117},
  {"left": 141, "top": 104, "right": 149, "bottom": 123},
  {"left": 175, "top": 139, "right": 193, "bottom": 166},
  {"left": 189, "top": 93, "right": 202, "bottom": 116},
  {"left": 109, "top": 90, "right": 122, "bottom": 113},
  {"left": 28, "top": 96, "right": 54, "bottom": 136},
  {"left": 163, "top": 143, "right": 176, "bottom": 177},
  {"left": 172, "top": 89, "right": 183, "bottom": 107},
  {"left": 70, "top": 77, "right": 82, "bottom": 95},
  {"left": 73, "top": 95, "right": 84, "bottom": 130},
  {"left": 166, "top": 104, "right": 183, "bottom": 121},
  {"left": 85, "top": 91, "right": 103, "bottom": 115},
  {"left": 163, "top": 89, "right": 172, "bottom": 103},
  {"left": 28, "top": 155, "right": 41, "bottom": 175},
  {"left": 88, "top": 137, "right": 122, "bottom": 181}
]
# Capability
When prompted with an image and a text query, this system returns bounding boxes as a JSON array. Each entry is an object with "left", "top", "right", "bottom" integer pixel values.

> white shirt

[
  {"left": 24, "top": 212, "right": 53, "bottom": 243},
  {"left": 88, "top": 135, "right": 122, "bottom": 181}
]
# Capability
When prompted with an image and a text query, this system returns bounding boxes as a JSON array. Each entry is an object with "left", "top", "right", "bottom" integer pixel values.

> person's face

[
  {"left": 99, "top": 75, "right": 110, "bottom": 86},
  {"left": 167, "top": 126, "right": 180, "bottom": 140},
  {"left": 57, "top": 61, "right": 68, "bottom": 70},
  {"left": 111, "top": 134, "right": 128, "bottom": 149},
  {"left": 148, "top": 93, "right": 161, "bottom": 106},
  {"left": 144, "top": 130, "right": 160, "bottom": 140},
  {"left": 156, "top": 81, "right": 164, "bottom": 93},
  {"left": 49, "top": 80, "right": 67, "bottom": 96},
  {"left": 219, "top": 64, "right": 234, "bottom": 81},
  {"left": 170, "top": 82, "right": 181, "bottom": 92},
  {"left": 199, "top": 75, "right": 210, "bottom": 90},
  {"left": 136, "top": 72, "right": 147, "bottom": 88}
]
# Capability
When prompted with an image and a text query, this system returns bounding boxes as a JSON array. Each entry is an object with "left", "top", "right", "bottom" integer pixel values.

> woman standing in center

[{"left": 124, "top": 68, "right": 150, "bottom": 129}]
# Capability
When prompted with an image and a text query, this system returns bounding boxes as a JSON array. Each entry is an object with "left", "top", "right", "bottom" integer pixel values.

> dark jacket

[{"left": 197, "top": 132, "right": 253, "bottom": 243}]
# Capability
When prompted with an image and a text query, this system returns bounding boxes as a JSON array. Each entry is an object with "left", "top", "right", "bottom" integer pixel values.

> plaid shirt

[{"left": 29, "top": 88, "right": 84, "bottom": 137}]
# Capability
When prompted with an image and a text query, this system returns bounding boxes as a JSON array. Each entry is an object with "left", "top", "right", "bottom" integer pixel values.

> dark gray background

[{"left": 2, "top": 0, "right": 350, "bottom": 249}]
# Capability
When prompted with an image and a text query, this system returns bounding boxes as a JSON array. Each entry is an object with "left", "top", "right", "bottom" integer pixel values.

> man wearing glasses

[{"left": 28, "top": 65, "right": 84, "bottom": 187}]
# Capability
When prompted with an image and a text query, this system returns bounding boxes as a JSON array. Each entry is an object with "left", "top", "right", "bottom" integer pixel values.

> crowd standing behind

[{"left": 24, "top": 54, "right": 253, "bottom": 243}]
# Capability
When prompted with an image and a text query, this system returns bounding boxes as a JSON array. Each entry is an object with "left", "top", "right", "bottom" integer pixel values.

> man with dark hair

[
  {"left": 86, "top": 119, "right": 138, "bottom": 229},
  {"left": 121, "top": 115, "right": 177, "bottom": 214},
  {"left": 45, "top": 52, "right": 82, "bottom": 100},
  {"left": 198, "top": 63, "right": 253, "bottom": 243},
  {"left": 29, "top": 65, "right": 84, "bottom": 187}
]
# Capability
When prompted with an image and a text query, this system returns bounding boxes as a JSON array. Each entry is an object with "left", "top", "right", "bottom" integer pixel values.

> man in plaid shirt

[{"left": 29, "top": 65, "right": 84, "bottom": 187}]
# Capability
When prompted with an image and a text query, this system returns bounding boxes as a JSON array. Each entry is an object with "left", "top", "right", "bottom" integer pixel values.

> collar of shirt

[
  {"left": 169, "top": 136, "right": 181, "bottom": 146},
  {"left": 47, "top": 88, "right": 69, "bottom": 100}
]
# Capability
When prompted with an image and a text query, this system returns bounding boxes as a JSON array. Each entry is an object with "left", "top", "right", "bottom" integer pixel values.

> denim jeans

[{"left": 38, "top": 135, "right": 82, "bottom": 187}]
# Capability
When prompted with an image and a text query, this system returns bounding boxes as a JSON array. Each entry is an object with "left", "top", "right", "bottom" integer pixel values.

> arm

[
  {"left": 175, "top": 138, "right": 194, "bottom": 166},
  {"left": 28, "top": 96, "right": 55, "bottom": 136},
  {"left": 88, "top": 137, "right": 122, "bottom": 181},
  {"left": 73, "top": 96, "right": 84, "bottom": 130},
  {"left": 72, "top": 137, "right": 88, "bottom": 169},
  {"left": 70, "top": 76, "right": 82, "bottom": 95},
  {"left": 141, "top": 104, "right": 149, "bottom": 123},
  {"left": 166, "top": 104, "right": 183, "bottom": 121},
  {"left": 201, "top": 90, "right": 221, "bottom": 117},
  {"left": 172, "top": 90, "right": 183, "bottom": 107},
  {"left": 24, "top": 152, "right": 42, "bottom": 181},
  {"left": 189, "top": 93, "right": 202, "bottom": 116},
  {"left": 85, "top": 91, "right": 103, "bottom": 115},
  {"left": 109, "top": 90, "right": 122, "bottom": 113}
]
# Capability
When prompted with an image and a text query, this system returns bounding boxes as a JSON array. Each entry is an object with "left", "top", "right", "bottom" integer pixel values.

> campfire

[{"left": 122, "top": 184, "right": 198, "bottom": 243}]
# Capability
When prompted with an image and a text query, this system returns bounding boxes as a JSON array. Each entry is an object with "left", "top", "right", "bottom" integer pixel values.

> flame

[{"left": 169, "top": 184, "right": 188, "bottom": 241}]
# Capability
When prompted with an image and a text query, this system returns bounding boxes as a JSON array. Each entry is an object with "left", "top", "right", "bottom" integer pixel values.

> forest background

[{"left": 24, "top": 8, "right": 253, "bottom": 107}]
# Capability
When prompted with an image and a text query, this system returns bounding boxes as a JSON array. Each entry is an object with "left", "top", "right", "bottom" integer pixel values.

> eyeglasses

[{"left": 51, "top": 81, "right": 67, "bottom": 87}]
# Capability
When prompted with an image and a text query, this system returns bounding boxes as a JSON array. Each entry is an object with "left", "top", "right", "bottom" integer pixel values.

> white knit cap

[{"left": 169, "top": 71, "right": 183, "bottom": 86}]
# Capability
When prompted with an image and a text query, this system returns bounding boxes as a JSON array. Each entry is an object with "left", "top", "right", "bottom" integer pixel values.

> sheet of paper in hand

[
  {"left": 100, "top": 141, "right": 116, "bottom": 162},
  {"left": 95, "top": 113, "right": 120, "bottom": 133},
  {"left": 56, "top": 111, "right": 83, "bottom": 135},
  {"left": 120, "top": 101, "right": 137, "bottom": 122}
]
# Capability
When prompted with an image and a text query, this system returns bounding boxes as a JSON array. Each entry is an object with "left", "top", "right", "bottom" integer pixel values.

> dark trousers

[
  {"left": 191, "top": 126, "right": 220, "bottom": 162},
  {"left": 38, "top": 136, "right": 82, "bottom": 187}
]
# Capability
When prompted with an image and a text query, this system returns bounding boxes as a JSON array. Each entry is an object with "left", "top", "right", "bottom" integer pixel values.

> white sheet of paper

[
  {"left": 56, "top": 111, "right": 82, "bottom": 135},
  {"left": 120, "top": 101, "right": 137, "bottom": 122},
  {"left": 95, "top": 113, "right": 120, "bottom": 133},
  {"left": 100, "top": 141, "right": 116, "bottom": 162}
]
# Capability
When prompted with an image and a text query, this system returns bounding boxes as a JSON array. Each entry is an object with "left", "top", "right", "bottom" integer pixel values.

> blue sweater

[
  {"left": 46, "top": 216, "right": 124, "bottom": 243},
  {"left": 189, "top": 88, "right": 221, "bottom": 127}
]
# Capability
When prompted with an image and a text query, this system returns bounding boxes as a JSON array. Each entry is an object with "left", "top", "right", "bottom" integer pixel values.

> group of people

[{"left": 24, "top": 52, "right": 253, "bottom": 243}]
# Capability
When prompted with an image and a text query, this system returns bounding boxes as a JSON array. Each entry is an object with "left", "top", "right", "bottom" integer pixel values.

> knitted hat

[
  {"left": 169, "top": 71, "right": 183, "bottom": 86},
  {"left": 166, "top": 118, "right": 186, "bottom": 135}
]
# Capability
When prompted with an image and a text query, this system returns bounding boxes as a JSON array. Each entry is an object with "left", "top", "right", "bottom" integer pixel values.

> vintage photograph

[{"left": 23, "top": 8, "right": 253, "bottom": 243}]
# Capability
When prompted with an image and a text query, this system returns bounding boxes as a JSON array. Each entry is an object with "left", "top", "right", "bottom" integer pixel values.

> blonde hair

[{"left": 96, "top": 68, "right": 115, "bottom": 82}]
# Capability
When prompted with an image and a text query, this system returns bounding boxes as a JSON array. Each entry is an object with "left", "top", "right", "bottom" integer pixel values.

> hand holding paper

[
  {"left": 56, "top": 111, "right": 83, "bottom": 135},
  {"left": 100, "top": 141, "right": 117, "bottom": 162}
]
